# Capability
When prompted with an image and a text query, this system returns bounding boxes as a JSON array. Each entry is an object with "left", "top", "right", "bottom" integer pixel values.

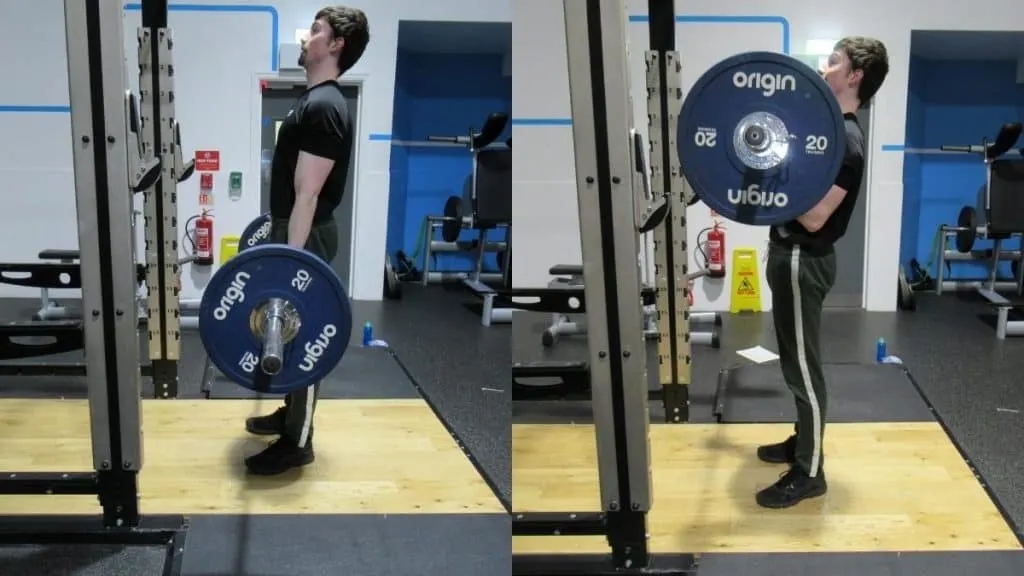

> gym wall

[
  {"left": 0, "top": 0, "right": 510, "bottom": 302},
  {"left": 387, "top": 49, "right": 512, "bottom": 275},
  {"left": 901, "top": 57, "right": 1024, "bottom": 282},
  {"left": 513, "top": 0, "right": 1024, "bottom": 312}
]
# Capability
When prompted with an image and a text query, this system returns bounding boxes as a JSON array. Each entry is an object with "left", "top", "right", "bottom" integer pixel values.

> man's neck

[
  {"left": 306, "top": 64, "right": 340, "bottom": 87},
  {"left": 837, "top": 93, "right": 860, "bottom": 116}
]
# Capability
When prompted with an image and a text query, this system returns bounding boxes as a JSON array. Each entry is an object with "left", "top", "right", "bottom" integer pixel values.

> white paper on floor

[{"left": 736, "top": 346, "right": 780, "bottom": 364}]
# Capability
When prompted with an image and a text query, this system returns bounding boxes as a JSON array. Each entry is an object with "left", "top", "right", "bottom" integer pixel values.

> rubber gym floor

[
  {"left": 0, "top": 283, "right": 509, "bottom": 576},
  {"left": 513, "top": 291, "right": 1024, "bottom": 574}
]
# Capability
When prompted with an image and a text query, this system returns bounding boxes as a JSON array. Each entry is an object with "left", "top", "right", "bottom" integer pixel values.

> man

[
  {"left": 755, "top": 37, "right": 889, "bottom": 508},
  {"left": 243, "top": 6, "right": 370, "bottom": 476}
]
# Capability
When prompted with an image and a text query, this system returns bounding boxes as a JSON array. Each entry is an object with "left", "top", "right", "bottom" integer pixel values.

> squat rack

[
  {"left": 512, "top": 0, "right": 695, "bottom": 574},
  {"left": 0, "top": 1, "right": 187, "bottom": 571}
]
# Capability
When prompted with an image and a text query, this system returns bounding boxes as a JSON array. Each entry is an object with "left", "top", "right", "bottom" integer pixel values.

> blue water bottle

[
  {"left": 362, "top": 321, "right": 373, "bottom": 347},
  {"left": 875, "top": 337, "right": 887, "bottom": 363}
]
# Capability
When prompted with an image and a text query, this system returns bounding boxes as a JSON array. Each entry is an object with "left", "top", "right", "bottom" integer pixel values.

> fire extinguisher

[
  {"left": 706, "top": 221, "right": 726, "bottom": 279},
  {"left": 195, "top": 210, "right": 214, "bottom": 266}
]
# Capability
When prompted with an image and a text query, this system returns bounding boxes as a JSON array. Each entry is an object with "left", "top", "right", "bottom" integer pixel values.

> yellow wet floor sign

[{"left": 729, "top": 248, "right": 762, "bottom": 313}]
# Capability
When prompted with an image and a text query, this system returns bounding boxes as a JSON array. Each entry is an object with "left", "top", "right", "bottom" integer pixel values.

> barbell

[
  {"left": 198, "top": 213, "right": 353, "bottom": 394},
  {"left": 676, "top": 52, "right": 847, "bottom": 226}
]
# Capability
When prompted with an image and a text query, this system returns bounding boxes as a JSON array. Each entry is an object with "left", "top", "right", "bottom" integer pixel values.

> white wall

[
  {"left": 513, "top": 0, "right": 1024, "bottom": 311},
  {"left": 0, "top": 0, "right": 509, "bottom": 302}
]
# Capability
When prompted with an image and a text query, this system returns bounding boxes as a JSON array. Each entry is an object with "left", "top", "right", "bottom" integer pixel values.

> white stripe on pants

[{"left": 790, "top": 246, "right": 823, "bottom": 477}]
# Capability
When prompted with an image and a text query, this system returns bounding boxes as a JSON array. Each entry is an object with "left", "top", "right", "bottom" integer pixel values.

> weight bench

[
  {"left": 540, "top": 264, "right": 722, "bottom": 348},
  {"left": 26, "top": 249, "right": 169, "bottom": 322},
  {"left": 32, "top": 249, "right": 82, "bottom": 320},
  {"left": 938, "top": 122, "right": 1024, "bottom": 339}
]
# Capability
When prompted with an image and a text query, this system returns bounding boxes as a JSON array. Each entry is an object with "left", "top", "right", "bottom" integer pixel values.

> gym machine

[
  {"left": 937, "top": 123, "right": 1024, "bottom": 339},
  {"left": 419, "top": 113, "right": 511, "bottom": 286},
  {"left": 512, "top": 1, "right": 692, "bottom": 573},
  {"left": 0, "top": 0, "right": 187, "bottom": 567}
]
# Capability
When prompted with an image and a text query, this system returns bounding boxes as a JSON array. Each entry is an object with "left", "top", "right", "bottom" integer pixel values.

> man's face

[
  {"left": 298, "top": 18, "right": 342, "bottom": 69},
  {"left": 819, "top": 49, "right": 862, "bottom": 100}
]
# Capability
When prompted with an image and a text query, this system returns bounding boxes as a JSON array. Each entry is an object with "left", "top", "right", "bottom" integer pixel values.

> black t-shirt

[
  {"left": 269, "top": 80, "right": 353, "bottom": 223},
  {"left": 769, "top": 112, "right": 865, "bottom": 254}
]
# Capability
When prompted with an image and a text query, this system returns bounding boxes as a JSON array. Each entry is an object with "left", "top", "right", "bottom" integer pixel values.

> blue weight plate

[
  {"left": 198, "top": 244, "right": 353, "bottom": 393},
  {"left": 239, "top": 213, "right": 272, "bottom": 251},
  {"left": 677, "top": 51, "right": 847, "bottom": 225}
]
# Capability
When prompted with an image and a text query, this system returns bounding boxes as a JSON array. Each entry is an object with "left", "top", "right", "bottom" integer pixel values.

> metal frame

[
  {"left": 0, "top": 2, "right": 187, "bottom": 571},
  {"left": 137, "top": 0, "right": 183, "bottom": 398},
  {"left": 512, "top": 1, "right": 694, "bottom": 573}
]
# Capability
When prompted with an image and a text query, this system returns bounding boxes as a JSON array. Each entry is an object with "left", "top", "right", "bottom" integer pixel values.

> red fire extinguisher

[
  {"left": 195, "top": 210, "right": 214, "bottom": 266},
  {"left": 706, "top": 221, "right": 726, "bottom": 279}
]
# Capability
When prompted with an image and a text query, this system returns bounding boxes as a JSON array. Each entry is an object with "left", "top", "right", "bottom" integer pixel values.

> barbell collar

[{"left": 258, "top": 297, "right": 294, "bottom": 375}]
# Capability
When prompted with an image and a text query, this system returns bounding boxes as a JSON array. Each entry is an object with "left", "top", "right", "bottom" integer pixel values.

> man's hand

[
  {"left": 289, "top": 150, "right": 336, "bottom": 248},
  {"left": 797, "top": 184, "right": 849, "bottom": 233}
]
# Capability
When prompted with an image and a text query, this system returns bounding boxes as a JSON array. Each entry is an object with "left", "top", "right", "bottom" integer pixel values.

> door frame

[
  {"left": 858, "top": 100, "right": 876, "bottom": 309},
  {"left": 248, "top": 71, "right": 366, "bottom": 286}
]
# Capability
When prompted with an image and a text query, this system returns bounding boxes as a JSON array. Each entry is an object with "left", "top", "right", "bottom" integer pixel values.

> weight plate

[
  {"left": 956, "top": 206, "right": 977, "bottom": 253},
  {"left": 384, "top": 252, "right": 402, "bottom": 300},
  {"left": 198, "top": 244, "right": 353, "bottom": 394},
  {"left": 239, "top": 213, "right": 272, "bottom": 251},
  {"left": 677, "top": 52, "right": 847, "bottom": 225},
  {"left": 442, "top": 196, "right": 464, "bottom": 243}
]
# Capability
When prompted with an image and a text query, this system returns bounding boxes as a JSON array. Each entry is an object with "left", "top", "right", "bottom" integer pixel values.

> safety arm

[
  {"left": 797, "top": 184, "right": 848, "bottom": 233},
  {"left": 289, "top": 151, "right": 335, "bottom": 248}
]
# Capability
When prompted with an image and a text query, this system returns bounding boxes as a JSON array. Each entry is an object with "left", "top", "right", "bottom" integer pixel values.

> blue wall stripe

[
  {"left": 0, "top": 3, "right": 279, "bottom": 112},
  {"left": 881, "top": 144, "right": 905, "bottom": 152},
  {"left": 0, "top": 105, "right": 71, "bottom": 113},
  {"left": 511, "top": 118, "right": 572, "bottom": 126},
  {"left": 627, "top": 14, "right": 791, "bottom": 55},
  {"left": 123, "top": 3, "right": 279, "bottom": 71},
  {"left": 515, "top": 14, "right": 790, "bottom": 129}
]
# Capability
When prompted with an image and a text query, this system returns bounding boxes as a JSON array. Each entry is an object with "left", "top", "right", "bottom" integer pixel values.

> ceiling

[
  {"left": 397, "top": 21, "right": 511, "bottom": 55},
  {"left": 911, "top": 30, "right": 1024, "bottom": 60}
]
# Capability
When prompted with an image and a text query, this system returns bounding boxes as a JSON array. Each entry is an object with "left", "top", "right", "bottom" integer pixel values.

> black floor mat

[
  {"left": 0, "top": 344, "right": 417, "bottom": 401},
  {"left": 178, "top": 513, "right": 508, "bottom": 576},
  {"left": 696, "top": 550, "right": 1024, "bottom": 576},
  {"left": 714, "top": 362, "right": 934, "bottom": 423},
  {"left": 0, "top": 544, "right": 167, "bottom": 576}
]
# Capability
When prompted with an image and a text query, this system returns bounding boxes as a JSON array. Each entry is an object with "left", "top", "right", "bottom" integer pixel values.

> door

[
  {"left": 259, "top": 81, "right": 360, "bottom": 288},
  {"left": 824, "top": 103, "right": 871, "bottom": 308}
]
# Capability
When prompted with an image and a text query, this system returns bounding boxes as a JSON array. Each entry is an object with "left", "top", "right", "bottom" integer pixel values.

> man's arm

[
  {"left": 290, "top": 98, "right": 347, "bottom": 248},
  {"left": 797, "top": 185, "right": 849, "bottom": 233},
  {"left": 796, "top": 131, "right": 864, "bottom": 233}
]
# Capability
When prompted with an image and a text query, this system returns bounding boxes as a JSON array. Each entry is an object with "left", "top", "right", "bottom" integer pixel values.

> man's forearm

[{"left": 287, "top": 191, "right": 319, "bottom": 249}]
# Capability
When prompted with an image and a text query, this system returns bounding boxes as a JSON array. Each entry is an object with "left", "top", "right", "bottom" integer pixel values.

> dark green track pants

[
  {"left": 271, "top": 217, "right": 339, "bottom": 447},
  {"left": 766, "top": 242, "right": 837, "bottom": 477}
]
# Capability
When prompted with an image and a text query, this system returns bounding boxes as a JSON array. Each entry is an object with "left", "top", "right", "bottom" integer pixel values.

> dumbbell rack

[
  {"left": 935, "top": 223, "right": 1022, "bottom": 295},
  {"left": 419, "top": 215, "right": 508, "bottom": 285}
]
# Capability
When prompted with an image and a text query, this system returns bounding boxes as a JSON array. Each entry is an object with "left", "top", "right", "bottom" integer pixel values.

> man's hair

[
  {"left": 835, "top": 37, "right": 889, "bottom": 104},
  {"left": 317, "top": 5, "right": 370, "bottom": 75}
]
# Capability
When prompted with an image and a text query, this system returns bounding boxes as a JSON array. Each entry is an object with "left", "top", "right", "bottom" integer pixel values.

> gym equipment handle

[
  {"left": 940, "top": 145, "right": 982, "bottom": 153},
  {"left": 260, "top": 298, "right": 288, "bottom": 375}
]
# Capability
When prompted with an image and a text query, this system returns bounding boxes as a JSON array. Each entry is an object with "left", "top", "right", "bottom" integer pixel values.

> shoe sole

[
  {"left": 245, "top": 425, "right": 285, "bottom": 436},
  {"left": 245, "top": 455, "right": 315, "bottom": 476},
  {"left": 756, "top": 485, "right": 827, "bottom": 509},
  {"left": 756, "top": 451, "right": 795, "bottom": 465}
]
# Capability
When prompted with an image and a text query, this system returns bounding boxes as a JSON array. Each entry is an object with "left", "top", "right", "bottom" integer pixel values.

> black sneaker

[
  {"left": 245, "top": 436, "right": 314, "bottom": 476},
  {"left": 245, "top": 407, "right": 286, "bottom": 436},
  {"left": 756, "top": 435, "right": 796, "bottom": 464},
  {"left": 755, "top": 465, "right": 827, "bottom": 509}
]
